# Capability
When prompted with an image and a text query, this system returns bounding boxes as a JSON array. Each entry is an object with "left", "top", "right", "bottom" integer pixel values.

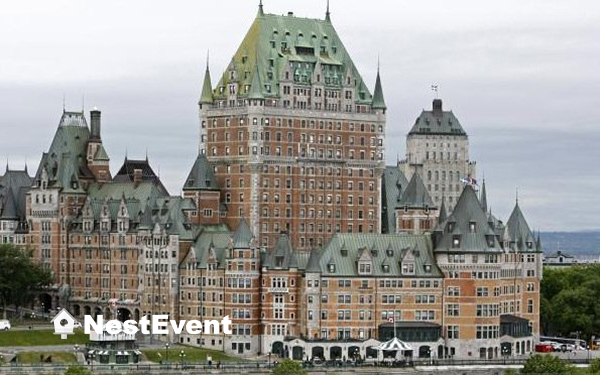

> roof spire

[
  {"left": 371, "top": 57, "right": 386, "bottom": 110},
  {"left": 199, "top": 50, "right": 214, "bottom": 105},
  {"left": 325, "top": 0, "right": 331, "bottom": 22},
  {"left": 438, "top": 194, "right": 447, "bottom": 224},
  {"left": 480, "top": 178, "right": 488, "bottom": 212},
  {"left": 258, "top": 0, "right": 264, "bottom": 16},
  {"left": 62, "top": 94, "right": 66, "bottom": 113},
  {"left": 5, "top": 158, "right": 8, "bottom": 173},
  {"left": 516, "top": 187, "right": 519, "bottom": 204}
]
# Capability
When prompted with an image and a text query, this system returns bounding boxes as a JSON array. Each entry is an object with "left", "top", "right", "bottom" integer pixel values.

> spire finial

[
  {"left": 62, "top": 94, "right": 66, "bottom": 113},
  {"left": 5, "top": 158, "right": 8, "bottom": 173},
  {"left": 258, "top": 0, "right": 264, "bottom": 15},
  {"left": 325, "top": 0, "right": 331, "bottom": 21},
  {"left": 81, "top": 92, "right": 85, "bottom": 114},
  {"left": 516, "top": 188, "right": 519, "bottom": 203},
  {"left": 145, "top": 147, "right": 148, "bottom": 161},
  {"left": 206, "top": 50, "right": 210, "bottom": 72},
  {"left": 125, "top": 146, "right": 128, "bottom": 161}
]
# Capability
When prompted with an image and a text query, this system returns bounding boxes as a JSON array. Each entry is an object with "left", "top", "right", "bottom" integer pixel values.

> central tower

[{"left": 198, "top": 4, "right": 386, "bottom": 252}]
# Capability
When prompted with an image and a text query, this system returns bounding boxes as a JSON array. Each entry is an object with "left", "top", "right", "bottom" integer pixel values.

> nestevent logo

[{"left": 51, "top": 308, "right": 232, "bottom": 339}]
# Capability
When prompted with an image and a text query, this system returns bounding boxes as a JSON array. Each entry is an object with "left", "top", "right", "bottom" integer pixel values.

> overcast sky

[{"left": 1, "top": 0, "right": 598, "bottom": 231}]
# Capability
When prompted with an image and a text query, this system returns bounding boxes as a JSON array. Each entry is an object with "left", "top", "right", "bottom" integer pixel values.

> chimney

[
  {"left": 432, "top": 99, "right": 443, "bottom": 115},
  {"left": 133, "top": 168, "right": 142, "bottom": 187},
  {"left": 90, "top": 107, "right": 101, "bottom": 140}
]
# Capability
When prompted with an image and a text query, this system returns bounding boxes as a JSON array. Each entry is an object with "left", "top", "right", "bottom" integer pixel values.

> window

[{"left": 447, "top": 325, "right": 459, "bottom": 339}]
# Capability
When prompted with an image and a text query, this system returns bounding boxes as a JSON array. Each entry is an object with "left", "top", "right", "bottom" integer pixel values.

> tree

[
  {"left": 521, "top": 354, "right": 571, "bottom": 374},
  {"left": 0, "top": 244, "right": 53, "bottom": 319},
  {"left": 541, "top": 265, "right": 600, "bottom": 339},
  {"left": 272, "top": 359, "right": 307, "bottom": 375}
]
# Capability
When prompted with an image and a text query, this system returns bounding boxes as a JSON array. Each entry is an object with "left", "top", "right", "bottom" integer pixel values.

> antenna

[
  {"left": 81, "top": 92, "right": 85, "bottom": 113},
  {"left": 63, "top": 94, "right": 66, "bottom": 112}
]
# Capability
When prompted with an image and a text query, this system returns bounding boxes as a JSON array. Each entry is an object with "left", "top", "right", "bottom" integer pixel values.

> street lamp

[
  {"left": 268, "top": 351, "right": 272, "bottom": 368},
  {"left": 179, "top": 350, "right": 186, "bottom": 366},
  {"left": 165, "top": 343, "right": 170, "bottom": 363}
]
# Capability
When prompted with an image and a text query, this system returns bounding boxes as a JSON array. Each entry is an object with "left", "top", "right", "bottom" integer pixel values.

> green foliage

[
  {"left": 17, "top": 351, "right": 77, "bottom": 364},
  {"left": 542, "top": 265, "right": 600, "bottom": 339},
  {"left": 64, "top": 366, "right": 92, "bottom": 375},
  {"left": 142, "top": 345, "right": 240, "bottom": 363},
  {"left": 0, "top": 244, "right": 53, "bottom": 316},
  {"left": 521, "top": 354, "right": 571, "bottom": 374},
  {"left": 0, "top": 329, "right": 88, "bottom": 346},
  {"left": 589, "top": 357, "right": 600, "bottom": 374},
  {"left": 272, "top": 359, "right": 307, "bottom": 375}
]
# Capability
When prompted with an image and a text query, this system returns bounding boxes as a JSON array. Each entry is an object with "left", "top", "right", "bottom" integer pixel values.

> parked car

[
  {"left": 0, "top": 320, "right": 11, "bottom": 330},
  {"left": 535, "top": 343, "right": 554, "bottom": 353},
  {"left": 560, "top": 344, "right": 575, "bottom": 352}
]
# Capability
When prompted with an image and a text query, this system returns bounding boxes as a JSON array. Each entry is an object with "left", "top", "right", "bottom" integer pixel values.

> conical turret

[{"left": 371, "top": 66, "right": 386, "bottom": 110}]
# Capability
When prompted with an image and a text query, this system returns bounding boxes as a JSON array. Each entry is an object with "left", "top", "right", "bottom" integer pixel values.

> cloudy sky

[{"left": 1, "top": 0, "right": 598, "bottom": 231}]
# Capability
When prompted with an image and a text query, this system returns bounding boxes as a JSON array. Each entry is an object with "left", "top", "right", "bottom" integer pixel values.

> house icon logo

[{"left": 51, "top": 308, "right": 77, "bottom": 339}]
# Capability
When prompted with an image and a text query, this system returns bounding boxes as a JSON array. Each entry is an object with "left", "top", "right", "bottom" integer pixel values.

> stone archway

[
  {"left": 419, "top": 346, "right": 431, "bottom": 359},
  {"left": 39, "top": 293, "right": 52, "bottom": 313},
  {"left": 311, "top": 346, "right": 324, "bottom": 360},
  {"left": 329, "top": 346, "right": 342, "bottom": 360},
  {"left": 104, "top": 307, "right": 112, "bottom": 319},
  {"left": 292, "top": 346, "right": 303, "bottom": 360},
  {"left": 72, "top": 305, "right": 81, "bottom": 317},
  {"left": 271, "top": 341, "right": 284, "bottom": 357},
  {"left": 348, "top": 346, "right": 360, "bottom": 360},
  {"left": 94, "top": 307, "right": 102, "bottom": 318},
  {"left": 117, "top": 308, "right": 131, "bottom": 322},
  {"left": 83, "top": 306, "right": 91, "bottom": 316}
]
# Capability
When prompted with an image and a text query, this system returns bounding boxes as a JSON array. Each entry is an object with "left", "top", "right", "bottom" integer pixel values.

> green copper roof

[
  {"left": 93, "top": 144, "right": 110, "bottom": 161},
  {"left": 381, "top": 166, "right": 408, "bottom": 234},
  {"left": 263, "top": 234, "right": 298, "bottom": 269},
  {"left": 183, "top": 153, "right": 218, "bottom": 191},
  {"left": 397, "top": 172, "right": 435, "bottom": 209},
  {"left": 505, "top": 201, "right": 537, "bottom": 252},
  {"left": 371, "top": 69, "right": 386, "bottom": 109},
  {"left": 199, "top": 66, "right": 213, "bottom": 104},
  {"left": 434, "top": 185, "right": 502, "bottom": 253},
  {"left": 308, "top": 233, "right": 443, "bottom": 278},
  {"left": 232, "top": 219, "right": 254, "bottom": 248},
  {"left": 409, "top": 99, "right": 466, "bottom": 136},
  {"left": 212, "top": 11, "right": 373, "bottom": 104},
  {"left": 248, "top": 63, "right": 264, "bottom": 99},
  {"left": 34, "top": 111, "right": 92, "bottom": 194}
]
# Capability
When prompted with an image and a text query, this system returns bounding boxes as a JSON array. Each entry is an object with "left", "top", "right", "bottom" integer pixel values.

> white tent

[{"left": 375, "top": 337, "right": 412, "bottom": 351}]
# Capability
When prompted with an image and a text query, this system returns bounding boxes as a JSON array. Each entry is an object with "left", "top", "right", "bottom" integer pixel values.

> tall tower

[
  {"left": 198, "top": 4, "right": 386, "bottom": 252},
  {"left": 401, "top": 99, "right": 476, "bottom": 212}
]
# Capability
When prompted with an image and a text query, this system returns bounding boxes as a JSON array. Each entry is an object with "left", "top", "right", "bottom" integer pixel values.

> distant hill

[{"left": 541, "top": 231, "right": 600, "bottom": 259}]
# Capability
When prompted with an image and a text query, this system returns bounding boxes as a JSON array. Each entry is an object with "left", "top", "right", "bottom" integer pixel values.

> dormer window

[
  {"left": 424, "top": 264, "right": 432, "bottom": 273},
  {"left": 371, "top": 249, "right": 378, "bottom": 257},
  {"left": 340, "top": 249, "right": 348, "bottom": 257},
  {"left": 386, "top": 249, "right": 393, "bottom": 257},
  {"left": 402, "top": 262, "right": 415, "bottom": 275},
  {"left": 448, "top": 222, "right": 455, "bottom": 232},
  {"left": 359, "top": 263, "right": 371, "bottom": 274},
  {"left": 527, "top": 242, "right": 533, "bottom": 249},
  {"left": 469, "top": 221, "right": 476, "bottom": 233},
  {"left": 328, "top": 263, "right": 336, "bottom": 273},
  {"left": 486, "top": 235, "right": 495, "bottom": 248},
  {"left": 452, "top": 235, "right": 461, "bottom": 248},
  {"left": 382, "top": 264, "right": 390, "bottom": 273}
]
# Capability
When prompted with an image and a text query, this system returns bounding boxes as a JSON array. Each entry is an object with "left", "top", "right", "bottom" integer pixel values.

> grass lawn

[
  {"left": 0, "top": 329, "right": 88, "bottom": 346},
  {"left": 143, "top": 346, "right": 243, "bottom": 363},
  {"left": 16, "top": 351, "right": 77, "bottom": 364}
]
